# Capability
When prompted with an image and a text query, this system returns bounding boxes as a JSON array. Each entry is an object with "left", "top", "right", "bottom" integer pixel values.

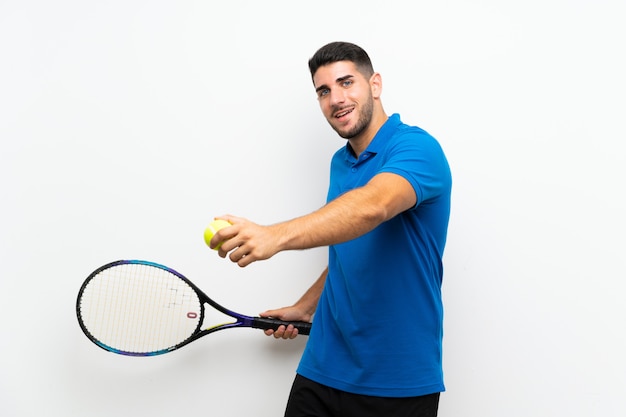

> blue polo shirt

[{"left": 296, "top": 113, "right": 452, "bottom": 397}]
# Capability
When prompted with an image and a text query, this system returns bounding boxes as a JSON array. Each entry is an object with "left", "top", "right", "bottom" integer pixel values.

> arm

[
  {"left": 259, "top": 267, "right": 327, "bottom": 339},
  {"left": 213, "top": 172, "right": 416, "bottom": 267}
]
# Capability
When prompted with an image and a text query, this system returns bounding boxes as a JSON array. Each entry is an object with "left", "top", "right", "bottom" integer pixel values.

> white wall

[{"left": 1, "top": 1, "right": 624, "bottom": 416}]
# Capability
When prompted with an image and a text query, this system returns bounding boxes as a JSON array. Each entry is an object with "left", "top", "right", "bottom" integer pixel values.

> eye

[
  {"left": 342, "top": 79, "right": 353, "bottom": 88},
  {"left": 317, "top": 88, "right": 330, "bottom": 98}
]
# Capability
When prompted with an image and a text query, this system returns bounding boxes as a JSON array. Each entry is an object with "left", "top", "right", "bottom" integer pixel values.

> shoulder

[{"left": 388, "top": 122, "right": 445, "bottom": 157}]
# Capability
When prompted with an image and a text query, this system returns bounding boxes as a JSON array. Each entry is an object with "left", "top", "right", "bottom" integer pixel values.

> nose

[{"left": 329, "top": 88, "right": 346, "bottom": 106}]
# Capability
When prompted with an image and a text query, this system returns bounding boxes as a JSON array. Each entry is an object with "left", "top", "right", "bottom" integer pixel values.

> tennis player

[{"left": 212, "top": 41, "right": 452, "bottom": 417}]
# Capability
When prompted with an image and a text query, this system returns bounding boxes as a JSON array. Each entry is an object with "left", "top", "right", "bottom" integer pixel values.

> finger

[
  {"left": 272, "top": 325, "right": 287, "bottom": 339},
  {"left": 259, "top": 310, "right": 280, "bottom": 319},
  {"left": 284, "top": 324, "right": 300, "bottom": 339},
  {"left": 218, "top": 240, "right": 239, "bottom": 258},
  {"left": 276, "top": 325, "right": 295, "bottom": 340},
  {"left": 289, "top": 327, "right": 299, "bottom": 339},
  {"left": 219, "top": 214, "right": 242, "bottom": 225},
  {"left": 228, "top": 249, "right": 247, "bottom": 264},
  {"left": 217, "top": 233, "right": 239, "bottom": 253},
  {"left": 236, "top": 251, "right": 257, "bottom": 267}
]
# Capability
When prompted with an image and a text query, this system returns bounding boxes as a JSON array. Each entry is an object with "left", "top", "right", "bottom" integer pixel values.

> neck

[{"left": 348, "top": 110, "right": 388, "bottom": 157}]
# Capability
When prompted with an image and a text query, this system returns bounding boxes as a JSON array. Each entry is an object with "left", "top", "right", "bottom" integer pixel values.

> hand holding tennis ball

[{"left": 204, "top": 219, "right": 232, "bottom": 250}]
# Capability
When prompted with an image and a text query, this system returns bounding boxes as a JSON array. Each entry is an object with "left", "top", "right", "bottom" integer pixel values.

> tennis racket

[{"left": 76, "top": 260, "right": 311, "bottom": 356}]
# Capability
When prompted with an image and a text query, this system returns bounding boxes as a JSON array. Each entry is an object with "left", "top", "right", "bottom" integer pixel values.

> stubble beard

[{"left": 329, "top": 94, "right": 374, "bottom": 140}]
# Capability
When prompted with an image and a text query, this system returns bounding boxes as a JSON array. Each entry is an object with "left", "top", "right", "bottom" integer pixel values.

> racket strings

[{"left": 78, "top": 263, "right": 202, "bottom": 355}]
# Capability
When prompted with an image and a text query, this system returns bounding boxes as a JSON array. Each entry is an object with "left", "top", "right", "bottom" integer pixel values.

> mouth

[{"left": 334, "top": 107, "right": 354, "bottom": 119}]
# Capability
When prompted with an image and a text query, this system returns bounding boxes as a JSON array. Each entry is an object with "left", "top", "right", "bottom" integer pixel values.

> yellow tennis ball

[{"left": 204, "top": 219, "right": 231, "bottom": 250}]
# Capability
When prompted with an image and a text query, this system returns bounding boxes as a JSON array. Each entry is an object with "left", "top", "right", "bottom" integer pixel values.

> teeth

[{"left": 336, "top": 109, "right": 351, "bottom": 117}]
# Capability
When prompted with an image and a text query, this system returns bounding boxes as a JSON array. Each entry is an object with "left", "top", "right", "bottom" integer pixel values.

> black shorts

[{"left": 284, "top": 374, "right": 440, "bottom": 417}]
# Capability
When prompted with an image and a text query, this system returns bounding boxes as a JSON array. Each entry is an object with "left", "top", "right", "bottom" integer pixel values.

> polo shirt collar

[{"left": 345, "top": 113, "right": 402, "bottom": 161}]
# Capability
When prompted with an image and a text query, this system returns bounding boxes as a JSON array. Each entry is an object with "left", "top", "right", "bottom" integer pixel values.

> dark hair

[{"left": 308, "top": 42, "right": 374, "bottom": 80}]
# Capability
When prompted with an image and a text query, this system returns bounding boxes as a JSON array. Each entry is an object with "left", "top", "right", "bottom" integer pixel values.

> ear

[{"left": 370, "top": 72, "right": 383, "bottom": 98}]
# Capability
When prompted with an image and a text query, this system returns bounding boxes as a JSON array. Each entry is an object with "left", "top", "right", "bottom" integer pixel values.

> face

[{"left": 313, "top": 61, "right": 376, "bottom": 140}]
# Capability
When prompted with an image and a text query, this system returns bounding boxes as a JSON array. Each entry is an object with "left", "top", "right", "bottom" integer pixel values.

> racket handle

[{"left": 252, "top": 317, "right": 312, "bottom": 336}]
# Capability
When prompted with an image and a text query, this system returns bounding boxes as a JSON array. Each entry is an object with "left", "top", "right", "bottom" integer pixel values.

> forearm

[
  {"left": 215, "top": 174, "right": 415, "bottom": 268},
  {"left": 294, "top": 267, "right": 327, "bottom": 316},
  {"left": 273, "top": 172, "right": 415, "bottom": 251}
]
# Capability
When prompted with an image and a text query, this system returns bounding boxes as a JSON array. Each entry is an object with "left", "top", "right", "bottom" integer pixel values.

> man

[{"left": 209, "top": 41, "right": 452, "bottom": 417}]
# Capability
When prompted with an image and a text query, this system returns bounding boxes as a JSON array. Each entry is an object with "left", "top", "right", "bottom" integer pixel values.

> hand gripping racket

[{"left": 76, "top": 260, "right": 311, "bottom": 356}]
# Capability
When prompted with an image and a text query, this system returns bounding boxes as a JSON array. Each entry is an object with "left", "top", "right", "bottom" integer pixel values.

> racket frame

[{"left": 76, "top": 260, "right": 311, "bottom": 356}]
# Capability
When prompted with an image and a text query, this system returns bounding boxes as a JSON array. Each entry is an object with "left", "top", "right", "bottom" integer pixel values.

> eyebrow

[{"left": 315, "top": 74, "right": 355, "bottom": 94}]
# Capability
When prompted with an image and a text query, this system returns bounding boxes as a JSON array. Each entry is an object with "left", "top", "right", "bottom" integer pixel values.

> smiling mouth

[{"left": 334, "top": 107, "right": 354, "bottom": 118}]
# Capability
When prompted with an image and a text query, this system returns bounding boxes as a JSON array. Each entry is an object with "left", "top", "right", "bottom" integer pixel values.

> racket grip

[{"left": 252, "top": 317, "right": 312, "bottom": 336}]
